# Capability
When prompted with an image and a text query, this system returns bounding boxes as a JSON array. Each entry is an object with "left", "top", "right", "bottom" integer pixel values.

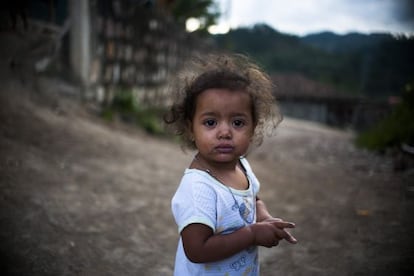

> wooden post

[{"left": 69, "top": 0, "right": 91, "bottom": 95}]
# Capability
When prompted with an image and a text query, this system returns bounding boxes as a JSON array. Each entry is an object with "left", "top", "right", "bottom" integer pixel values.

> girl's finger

[
  {"left": 273, "top": 226, "right": 298, "bottom": 244},
  {"left": 273, "top": 221, "right": 296, "bottom": 229}
]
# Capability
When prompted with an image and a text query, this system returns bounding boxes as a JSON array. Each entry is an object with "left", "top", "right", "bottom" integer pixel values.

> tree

[{"left": 170, "top": 0, "right": 220, "bottom": 33}]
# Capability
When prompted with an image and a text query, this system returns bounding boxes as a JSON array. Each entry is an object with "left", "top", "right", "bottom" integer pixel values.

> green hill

[
  {"left": 212, "top": 24, "right": 414, "bottom": 98},
  {"left": 301, "top": 31, "right": 394, "bottom": 53}
]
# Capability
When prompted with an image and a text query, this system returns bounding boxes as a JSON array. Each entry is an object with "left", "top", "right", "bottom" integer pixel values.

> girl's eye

[
  {"left": 203, "top": 119, "right": 217, "bottom": 127},
  {"left": 233, "top": 119, "right": 245, "bottom": 128}
]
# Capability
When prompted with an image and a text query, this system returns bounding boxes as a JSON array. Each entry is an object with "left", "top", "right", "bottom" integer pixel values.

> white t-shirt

[{"left": 171, "top": 157, "right": 261, "bottom": 275}]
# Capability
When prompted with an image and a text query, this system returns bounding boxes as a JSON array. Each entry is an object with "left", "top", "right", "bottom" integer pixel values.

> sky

[{"left": 213, "top": 0, "right": 414, "bottom": 36}]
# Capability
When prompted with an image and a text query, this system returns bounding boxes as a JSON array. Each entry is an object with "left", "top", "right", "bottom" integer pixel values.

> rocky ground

[{"left": 1, "top": 32, "right": 414, "bottom": 276}]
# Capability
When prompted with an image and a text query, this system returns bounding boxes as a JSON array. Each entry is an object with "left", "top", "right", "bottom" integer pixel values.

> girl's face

[{"left": 190, "top": 88, "right": 255, "bottom": 165}]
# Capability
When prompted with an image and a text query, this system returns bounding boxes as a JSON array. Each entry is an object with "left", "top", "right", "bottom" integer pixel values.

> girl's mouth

[{"left": 215, "top": 145, "right": 234, "bottom": 153}]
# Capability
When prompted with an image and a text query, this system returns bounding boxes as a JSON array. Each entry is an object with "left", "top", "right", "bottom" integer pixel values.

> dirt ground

[{"left": 1, "top": 34, "right": 414, "bottom": 276}]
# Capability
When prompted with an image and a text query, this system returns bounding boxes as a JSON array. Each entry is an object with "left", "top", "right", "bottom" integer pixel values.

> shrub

[
  {"left": 356, "top": 82, "right": 414, "bottom": 151},
  {"left": 101, "top": 89, "right": 165, "bottom": 135}
]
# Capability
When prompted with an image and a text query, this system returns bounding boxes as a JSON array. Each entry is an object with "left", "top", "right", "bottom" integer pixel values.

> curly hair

[{"left": 164, "top": 53, "right": 282, "bottom": 150}]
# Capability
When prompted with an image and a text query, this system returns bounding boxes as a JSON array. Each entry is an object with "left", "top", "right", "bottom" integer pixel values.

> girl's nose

[{"left": 217, "top": 123, "right": 232, "bottom": 139}]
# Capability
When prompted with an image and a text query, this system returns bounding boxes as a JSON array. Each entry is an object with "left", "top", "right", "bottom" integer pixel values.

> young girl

[{"left": 164, "top": 54, "right": 297, "bottom": 275}]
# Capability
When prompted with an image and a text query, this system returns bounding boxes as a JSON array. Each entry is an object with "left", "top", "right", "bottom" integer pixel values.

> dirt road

[{"left": 1, "top": 67, "right": 413, "bottom": 275}]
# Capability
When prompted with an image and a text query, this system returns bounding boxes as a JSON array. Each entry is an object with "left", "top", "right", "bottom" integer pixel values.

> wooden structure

[
  {"left": 70, "top": 0, "right": 199, "bottom": 106},
  {"left": 272, "top": 73, "right": 391, "bottom": 129}
]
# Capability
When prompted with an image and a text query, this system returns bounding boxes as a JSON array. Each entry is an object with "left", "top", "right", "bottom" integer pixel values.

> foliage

[
  {"left": 101, "top": 89, "right": 165, "bottom": 135},
  {"left": 359, "top": 37, "right": 414, "bottom": 98},
  {"left": 170, "top": 0, "right": 220, "bottom": 33},
  {"left": 356, "top": 82, "right": 414, "bottom": 151},
  {"left": 214, "top": 24, "right": 359, "bottom": 92}
]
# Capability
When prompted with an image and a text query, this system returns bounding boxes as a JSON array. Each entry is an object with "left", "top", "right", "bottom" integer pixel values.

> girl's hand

[{"left": 250, "top": 219, "right": 297, "bottom": 247}]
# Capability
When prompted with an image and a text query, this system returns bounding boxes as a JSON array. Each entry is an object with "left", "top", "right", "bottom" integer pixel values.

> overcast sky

[{"left": 215, "top": 0, "right": 414, "bottom": 36}]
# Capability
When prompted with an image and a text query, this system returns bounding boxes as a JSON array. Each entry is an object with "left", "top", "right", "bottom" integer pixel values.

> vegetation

[
  {"left": 170, "top": 0, "right": 220, "bottom": 33},
  {"left": 356, "top": 81, "right": 414, "bottom": 151},
  {"left": 101, "top": 89, "right": 165, "bottom": 135}
]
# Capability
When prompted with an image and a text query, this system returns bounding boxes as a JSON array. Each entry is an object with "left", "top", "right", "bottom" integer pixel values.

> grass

[{"left": 101, "top": 89, "right": 166, "bottom": 136}]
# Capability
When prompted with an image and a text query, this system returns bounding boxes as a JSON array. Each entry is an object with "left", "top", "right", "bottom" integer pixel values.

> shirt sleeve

[{"left": 171, "top": 173, "right": 217, "bottom": 233}]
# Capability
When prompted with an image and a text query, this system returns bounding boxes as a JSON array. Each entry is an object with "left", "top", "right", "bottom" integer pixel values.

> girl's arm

[
  {"left": 181, "top": 219, "right": 295, "bottom": 263},
  {"left": 256, "top": 196, "right": 274, "bottom": 222}
]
